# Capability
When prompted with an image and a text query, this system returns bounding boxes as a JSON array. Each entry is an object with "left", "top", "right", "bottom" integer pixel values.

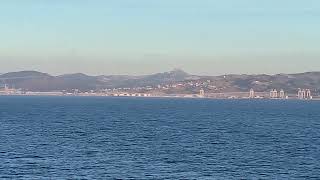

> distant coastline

[
  {"left": 1, "top": 70, "right": 319, "bottom": 100},
  {"left": 1, "top": 93, "right": 319, "bottom": 101}
]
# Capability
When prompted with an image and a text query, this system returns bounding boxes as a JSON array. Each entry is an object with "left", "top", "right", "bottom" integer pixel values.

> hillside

[{"left": 0, "top": 70, "right": 320, "bottom": 94}]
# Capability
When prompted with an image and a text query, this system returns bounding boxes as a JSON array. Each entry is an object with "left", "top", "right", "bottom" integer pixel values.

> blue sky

[{"left": 0, "top": 0, "right": 319, "bottom": 75}]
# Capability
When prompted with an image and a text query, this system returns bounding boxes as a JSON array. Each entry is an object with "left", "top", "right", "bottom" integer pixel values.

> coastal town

[
  {"left": 0, "top": 69, "right": 319, "bottom": 100},
  {"left": 0, "top": 82, "right": 317, "bottom": 100}
]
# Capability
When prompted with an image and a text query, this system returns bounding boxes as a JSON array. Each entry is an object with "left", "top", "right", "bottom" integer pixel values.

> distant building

[
  {"left": 73, "top": 89, "right": 79, "bottom": 95},
  {"left": 298, "top": 89, "right": 306, "bottom": 99},
  {"left": 298, "top": 89, "right": 302, "bottom": 99},
  {"left": 306, "top": 89, "right": 312, "bottom": 99},
  {"left": 302, "top": 89, "right": 306, "bottom": 99},
  {"left": 249, "top": 88, "right": 255, "bottom": 98},
  {"left": 4, "top": 84, "right": 8, "bottom": 92},
  {"left": 279, "top": 89, "right": 285, "bottom": 99},
  {"left": 298, "top": 89, "right": 312, "bottom": 99},
  {"left": 199, "top": 89, "right": 205, "bottom": 97},
  {"left": 270, "top": 89, "right": 278, "bottom": 98}
]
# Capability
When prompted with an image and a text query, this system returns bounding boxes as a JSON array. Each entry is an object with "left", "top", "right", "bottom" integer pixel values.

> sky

[{"left": 0, "top": 0, "right": 319, "bottom": 75}]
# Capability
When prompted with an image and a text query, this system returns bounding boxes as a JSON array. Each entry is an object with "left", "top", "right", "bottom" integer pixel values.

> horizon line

[{"left": 1, "top": 69, "right": 320, "bottom": 77}]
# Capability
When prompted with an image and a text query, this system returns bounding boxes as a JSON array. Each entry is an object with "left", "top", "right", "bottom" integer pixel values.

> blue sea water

[{"left": 0, "top": 96, "right": 320, "bottom": 179}]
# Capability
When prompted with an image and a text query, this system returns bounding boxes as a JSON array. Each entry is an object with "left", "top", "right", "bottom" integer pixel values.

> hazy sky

[{"left": 1, "top": 0, "right": 319, "bottom": 75}]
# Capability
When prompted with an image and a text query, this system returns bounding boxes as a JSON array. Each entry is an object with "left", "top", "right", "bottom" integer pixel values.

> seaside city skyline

[
  {"left": 0, "top": 69, "right": 317, "bottom": 100},
  {"left": 1, "top": 0, "right": 320, "bottom": 75}
]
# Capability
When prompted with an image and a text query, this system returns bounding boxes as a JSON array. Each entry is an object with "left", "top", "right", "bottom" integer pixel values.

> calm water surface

[{"left": 0, "top": 96, "right": 320, "bottom": 179}]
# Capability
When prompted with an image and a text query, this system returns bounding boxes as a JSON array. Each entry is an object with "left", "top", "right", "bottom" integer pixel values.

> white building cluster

[
  {"left": 269, "top": 89, "right": 286, "bottom": 99},
  {"left": 298, "top": 89, "right": 312, "bottom": 100},
  {"left": 0, "top": 84, "right": 17, "bottom": 94},
  {"left": 270, "top": 89, "right": 278, "bottom": 98}
]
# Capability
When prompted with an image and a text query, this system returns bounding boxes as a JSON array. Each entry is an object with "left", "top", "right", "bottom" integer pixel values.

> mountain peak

[
  {"left": 168, "top": 68, "right": 189, "bottom": 76},
  {"left": 58, "top": 73, "right": 91, "bottom": 78},
  {"left": 171, "top": 68, "right": 187, "bottom": 73}
]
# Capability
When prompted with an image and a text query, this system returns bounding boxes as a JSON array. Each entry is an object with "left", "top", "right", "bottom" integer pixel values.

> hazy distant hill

[
  {"left": 108, "top": 69, "right": 193, "bottom": 88},
  {"left": 0, "top": 71, "right": 51, "bottom": 79},
  {"left": 1, "top": 70, "right": 320, "bottom": 93},
  {"left": 0, "top": 69, "right": 192, "bottom": 91},
  {"left": 0, "top": 71, "right": 55, "bottom": 91},
  {"left": 226, "top": 72, "right": 320, "bottom": 93}
]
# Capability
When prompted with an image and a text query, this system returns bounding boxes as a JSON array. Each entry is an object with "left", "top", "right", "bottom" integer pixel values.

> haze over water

[{"left": 1, "top": 96, "right": 320, "bottom": 179}]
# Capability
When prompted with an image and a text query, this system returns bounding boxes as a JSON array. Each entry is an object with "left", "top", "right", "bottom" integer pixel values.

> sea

[{"left": 0, "top": 96, "right": 319, "bottom": 179}]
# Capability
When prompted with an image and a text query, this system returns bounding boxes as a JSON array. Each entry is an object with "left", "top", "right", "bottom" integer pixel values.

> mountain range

[{"left": 0, "top": 69, "right": 320, "bottom": 94}]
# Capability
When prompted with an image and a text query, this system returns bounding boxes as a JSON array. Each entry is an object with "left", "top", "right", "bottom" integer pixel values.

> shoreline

[{"left": 0, "top": 93, "right": 319, "bottom": 101}]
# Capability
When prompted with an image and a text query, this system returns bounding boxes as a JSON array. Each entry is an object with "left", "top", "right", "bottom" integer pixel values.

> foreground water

[{"left": 0, "top": 96, "right": 319, "bottom": 179}]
